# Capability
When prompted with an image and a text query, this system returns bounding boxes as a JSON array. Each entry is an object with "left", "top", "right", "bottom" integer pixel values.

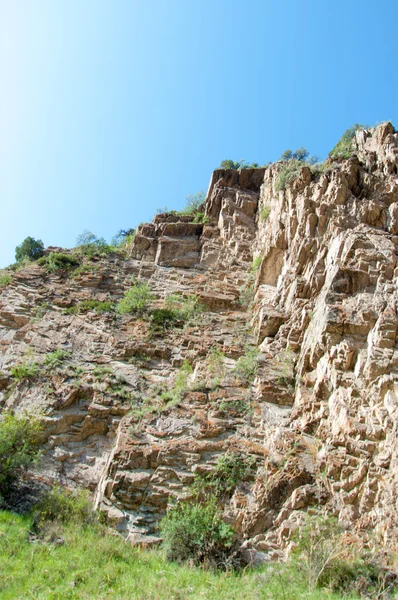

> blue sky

[{"left": 1, "top": 0, "right": 397, "bottom": 267}]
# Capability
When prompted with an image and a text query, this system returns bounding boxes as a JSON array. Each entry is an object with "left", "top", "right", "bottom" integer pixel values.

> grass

[
  {"left": 10, "top": 361, "right": 40, "bottom": 381},
  {"left": 44, "top": 349, "right": 72, "bottom": 369},
  {"left": 0, "top": 510, "right": 359, "bottom": 600}
]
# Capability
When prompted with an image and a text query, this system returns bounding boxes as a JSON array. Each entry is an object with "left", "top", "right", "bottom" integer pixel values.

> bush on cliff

[
  {"left": 161, "top": 499, "right": 235, "bottom": 569},
  {"left": 0, "top": 412, "right": 42, "bottom": 500},
  {"left": 219, "top": 159, "right": 262, "bottom": 169},
  {"left": 75, "top": 230, "right": 111, "bottom": 258},
  {"left": 116, "top": 279, "right": 153, "bottom": 315},
  {"left": 0, "top": 272, "right": 13, "bottom": 286},
  {"left": 32, "top": 485, "right": 94, "bottom": 529},
  {"left": 191, "top": 452, "right": 255, "bottom": 501},
  {"left": 292, "top": 514, "right": 393, "bottom": 597},
  {"left": 37, "top": 252, "right": 80, "bottom": 273},
  {"left": 329, "top": 124, "right": 365, "bottom": 159}
]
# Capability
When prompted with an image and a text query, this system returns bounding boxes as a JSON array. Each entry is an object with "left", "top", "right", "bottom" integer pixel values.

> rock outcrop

[{"left": 1, "top": 122, "right": 398, "bottom": 558}]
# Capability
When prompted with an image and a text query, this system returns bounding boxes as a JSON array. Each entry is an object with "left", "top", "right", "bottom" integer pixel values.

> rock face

[{"left": 1, "top": 123, "right": 398, "bottom": 556}]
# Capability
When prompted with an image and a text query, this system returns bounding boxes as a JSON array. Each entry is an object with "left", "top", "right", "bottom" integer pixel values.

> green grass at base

[{"left": 0, "top": 511, "right": 359, "bottom": 600}]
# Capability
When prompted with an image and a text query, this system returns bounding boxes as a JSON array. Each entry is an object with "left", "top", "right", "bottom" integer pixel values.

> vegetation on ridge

[
  {"left": 15, "top": 236, "right": 44, "bottom": 263},
  {"left": 329, "top": 123, "right": 365, "bottom": 159}
]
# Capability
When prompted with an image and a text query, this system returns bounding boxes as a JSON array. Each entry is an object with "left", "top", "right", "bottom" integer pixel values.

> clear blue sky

[{"left": 1, "top": 0, "right": 397, "bottom": 267}]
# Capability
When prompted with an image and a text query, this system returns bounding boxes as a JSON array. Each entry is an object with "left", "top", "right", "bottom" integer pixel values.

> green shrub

[
  {"left": 0, "top": 272, "right": 12, "bottom": 286},
  {"left": 329, "top": 124, "right": 364, "bottom": 160},
  {"left": 37, "top": 252, "right": 79, "bottom": 273},
  {"left": 161, "top": 499, "right": 235, "bottom": 569},
  {"left": 31, "top": 302, "right": 51, "bottom": 320},
  {"left": 33, "top": 485, "right": 94, "bottom": 527},
  {"left": 0, "top": 412, "right": 42, "bottom": 497},
  {"left": 165, "top": 293, "right": 201, "bottom": 322},
  {"left": 276, "top": 158, "right": 305, "bottom": 191},
  {"left": 75, "top": 231, "right": 111, "bottom": 258},
  {"left": 219, "top": 159, "right": 262, "bottom": 170},
  {"left": 70, "top": 263, "right": 99, "bottom": 278},
  {"left": 111, "top": 228, "right": 136, "bottom": 248},
  {"left": 192, "top": 452, "right": 254, "bottom": 502},
  {"left": 234, "top": 346, "right": 261, "bottom": 383},
  {"left": 15, "top": 237, "right": 44, "bottom": 263},
  {"left": 150, "top": 308, "right": 178, "bottom": 331},
  {"left": 217, "top": 398, "right": 251, "bottom": 416},
  {"left": 318, "top": 557, "right": 389, "bottom": 597},
  {"left": 205, "top": 347, "right": 226, "bottom": 388},
  {"left": 44, "top": 349, "right": 71, "bottom": 369},
  {"left": 293, "top": 515, "right": 345, "bottom": 591},
  {"left": 179, "top": 191, "right": 206, "bottom": 216},
  {"left": 276, "top": 145, "right": 320, "bottom": 191},
  {"left": 192, "top": 212, "right": 210, "bottom": 224},
  {"left": 11, "top": 361, "right": 40, "bottom": 381},
  {"left": 65, "top": 299, "right": 114, "bottom": 315},
  {"left": 116, "top": 280, "right": 153, "bottom": 315}
]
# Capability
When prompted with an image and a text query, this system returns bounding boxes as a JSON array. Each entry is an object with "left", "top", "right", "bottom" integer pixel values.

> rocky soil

[{"left": 1, "top": 122, "right": 398, "bottom": 561}]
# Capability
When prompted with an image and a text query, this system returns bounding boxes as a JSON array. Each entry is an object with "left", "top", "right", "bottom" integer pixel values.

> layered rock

[{"left": 1, "top": 123, "right": 398, "bottom": 558}]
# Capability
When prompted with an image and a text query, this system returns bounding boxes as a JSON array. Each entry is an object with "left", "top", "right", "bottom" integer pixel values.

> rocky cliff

[{"left": 1, "top": 122, "right": 398, "bottom": 560}]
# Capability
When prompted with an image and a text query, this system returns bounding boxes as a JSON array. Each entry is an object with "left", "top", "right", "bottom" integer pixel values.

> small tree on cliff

[{"left": 15, "top": 237, "right": 44, "bottom": 263}]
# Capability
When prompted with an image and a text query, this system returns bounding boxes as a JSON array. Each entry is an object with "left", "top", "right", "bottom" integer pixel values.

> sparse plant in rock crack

[
  {"left": 205, "top": 347, "right": 226, "bottom": 388},
  {"left": 70, "top": 263, "right": 100, "bottom": 278},
  {"left": 259, "top": 205, "right": 271, "bottom": 222},
  {"left": 0, "top": 411, "right": 43, "bottom": 500},
  {"left": 92, "top": 365, "right": 113, "bottom": 379},
  {"left": 65, "top": 299, "right": 114, "bottom": 315},
  {"left": 31, "top": 301, "right": 51, "bottom": 321},
  {"left": 238, "top": 280, "right": 256, "bottom": 308},
  {"left": 11, "top": 360, "right": 40, "bottom": 381},
  {"left": 216, "top": 394, "right": 252, "bottom": 417},
  {"left": 191, "top": 452, "right": 256, "bottom": 502},
  {"left": 271, "top": 346, "right": 296, "bottom": 388},
  {"left": 116, "top": 277, "right": 153, "bottom": 315},
  {"left": 44, "top": 348, "right": 72, "bottom": 370},
  {"left": 165, "top": 293, "right": 202, "bottom": 322},
  {"left": 233, "top": 345, "right": 261, "bottom": 384},
  {"left": 160, "top": 360, "right": 193, "bottom": 407},
  {"left": 250, "top": 255, "right": 262, "bottom": 274}
]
